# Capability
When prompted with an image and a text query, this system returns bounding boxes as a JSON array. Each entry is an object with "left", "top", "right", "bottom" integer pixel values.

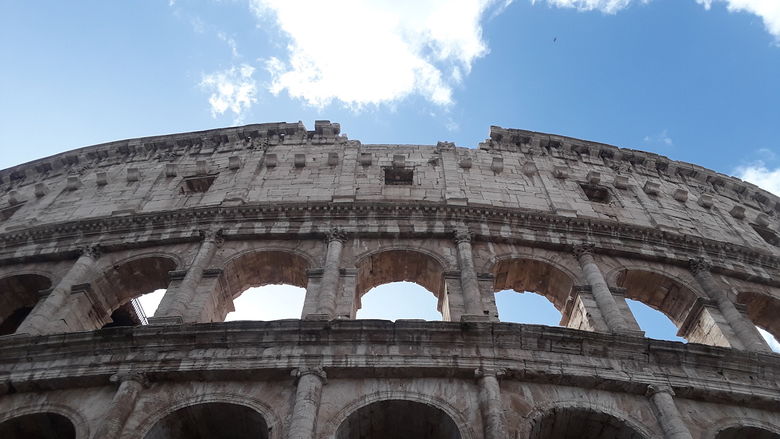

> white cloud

[
  {"left": 531, "top": 0, "right": 635, "bottom": 14},
  {"left": 535, "top": 0, "right": 780, "bottom": 40},
  {"left": 696, "top": 0, "right": 780, "bottom": 40},
  {"left": 199, "top": 64, "right": 258, "bottom": 123},
  {"left": 250, "top": 0, "right": 502, "bottom": 108},
  {"left": 643, "top": 129, "right": 673, "bottom": 147},
  {"left": 734, "top": 160, "right": 780, "bottom": 196}
]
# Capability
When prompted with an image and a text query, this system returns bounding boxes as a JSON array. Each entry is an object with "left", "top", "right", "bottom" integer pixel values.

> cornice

[
  {"left": 0, "top": 201, "right": 777, "bottom": 282},
  {"left": 0, "top": 321, "right": 778, "bottom": 411}
]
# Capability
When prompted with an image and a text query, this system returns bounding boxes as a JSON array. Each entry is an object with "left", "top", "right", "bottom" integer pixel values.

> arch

[
  {"left": 221, "top": 248, "right": 312, "bottom": 298},
  {"left": 0, "top": 273, "right": 52, "bottom": 335},
  {"left": 91, "top": 255, "right": 178, "bottom": 326},
  {"left": 0, "top": 403, "right": 89, "bottom": 439},
  {"left": 491, "top": 256, "right": 576, "bottom": 311},
  {"left": 707, "top": 418, "right": 780, "bottom": 439},
  {"left": 324, "top": 391, "right": 475, "bottom": 439},
  {"left": 133, "top": 393, "right": 281, "bottom": 439},
  {"left": 737, "top": 291, "right": 780, "bottom": 340},
  {"left": 355, "top": 249, "right": 446, "bottom": 314},
  {"left": 610, "top": 268, "right": 701, "bottom": 329},
  {"left": 523, "top": 402, "right": 654, "bottom": 439}
]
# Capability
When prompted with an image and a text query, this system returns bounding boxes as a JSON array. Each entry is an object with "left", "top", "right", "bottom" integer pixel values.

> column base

[{"left": 146, "top": 316, "right": 183, "bottom": 325}]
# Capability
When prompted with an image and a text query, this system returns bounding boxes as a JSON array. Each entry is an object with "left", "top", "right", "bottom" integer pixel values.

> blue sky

[{"left": 1, "top": 1, "right": 778, "bottom": 349}]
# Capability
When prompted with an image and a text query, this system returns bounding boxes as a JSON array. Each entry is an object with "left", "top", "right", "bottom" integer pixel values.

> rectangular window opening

[
  {"left": 384, "top": 167, "right": 414, "bottom": 185},
  {"left": 180, "top": 175, "right": 217, "bottom": 194},
  {"left": 580, "top": 183, "right": 611, "bottom": 204}
]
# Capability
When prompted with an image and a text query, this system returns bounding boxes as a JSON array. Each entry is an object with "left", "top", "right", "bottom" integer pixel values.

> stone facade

[{"left": 0, "top": 121, "right": 778, "bottom": 438}]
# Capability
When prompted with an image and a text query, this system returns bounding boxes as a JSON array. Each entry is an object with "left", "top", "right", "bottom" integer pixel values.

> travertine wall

[{"left": 0, "top": 121, "right": 778, "bottom": 438}]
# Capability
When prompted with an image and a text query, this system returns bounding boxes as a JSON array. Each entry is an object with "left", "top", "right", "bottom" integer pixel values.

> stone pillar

[
  {"left": 646, "top": 384, "right": 693, "bottom": 439},
  {"left": 688, "top": 258, "right": 770, "bottom": 352},
  {"left": 573, "top": 244, "right": 629, "bottom": 334},
  {"left": 475, "top": 368, "right": 508, "bottom": 439},
  {"left": 152, "top": 230, "right": 222, "bottom": 323},
  {"left": 17, "top": 245, "right": 100, "bottom": 335},
  {"left": 287, "top": 367, "right": 326, "bottom": 439},
  {"left": 301, "top": 268, "right": 323, "bottom": 318},
  {"left": 92, "top": 372, "right": 148, "bottom": 439},
  {"left": 312, "top": 228, "right": 345, "bottom": 319},
  {"left": 454, "top": 229, "right": 485, "bottom": 320},
  {"left": 477, "top": 273, "right": 499, "bottom": 321}
]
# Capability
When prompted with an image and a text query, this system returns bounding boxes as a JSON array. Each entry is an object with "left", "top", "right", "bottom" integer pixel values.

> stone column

[
  {"left": 475, "top": 368, "right": 508, "bottom": 439},
  {"left": 153, "top": 230, "right": 222, "bottom": 323},
  {"left": 454, "top": 229, "right": 485, "bottom": 320},
  {"left": 92, "top": 372, "right": 148, "bottom": 439},
  {"left": 688, "top": 258, "right": 770, "bottom": 352},
  {"left": 287, "top": 367, "right": 326, "bottom": 439},
  {"left": 646, "top": 385, "right": 693, "bottom": 439},
  {"left": 313, "top": 228, "right": 346, "bottom": 319},
  {"left": 573, "top": 244, "right": 629, "bottom": 334},
  {"left": 17, "top": 245, "right": 100, "bottom": 335}
]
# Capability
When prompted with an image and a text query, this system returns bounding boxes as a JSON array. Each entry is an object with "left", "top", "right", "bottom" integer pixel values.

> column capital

[
  {"left": 200, "top": 229, "right": 224, "bottom": 246},
  {"left": 292, "top": 366, "right": 327, "bottom": 383},
  {"left": 79, "top": 244, "right": 102, "bottom": 259},
  {"left": 474, "top": 368, "right": 507, "bottom": 380},
  {"left": 453, "top": 229, "right": 473, "bottom": 244},
  {"left": 326, "top": 227, "right": 347, "bottom": 243},
  {"left": 572, "top": 243, "right": 595, "bottom": 259},
  {"left": 688, "top": 257, "right": 711, "bottom": 275},
  {"left": 110, "top": 372, "right": 149, "bottom": 388},
  {"left": 646, "top": 383, "right": 675, "bottom": 397}
]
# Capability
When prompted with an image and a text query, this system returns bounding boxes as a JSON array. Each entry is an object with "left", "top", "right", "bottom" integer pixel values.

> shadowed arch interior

[
  {"left": 716, "top": 426, "right": 780, "bottom": 439},
  {"left": 356, "top": 250, "right": 444, "bottom": 299},
  {"left": 0, "top": 412, "right": 76, "bottom": 439},
  {"left": 614, "top": 269, "right": 697, "bottom": 328},
  {"left": 0, "top": 274, "right": 52, "bottom": 335},
  {"left": 493, "top": 258, "right": 574, "bottom": 310},
  {"left": 529, "top": 407, "right": 647, "bottom": 439},
  {"left": 222, "top": 250, "right": 309, "bottom": 298},
  {"left": 144, "top": 402, "right": 269, "bottom": 439},
  {"left": 93, "top": 256, "right": 177, "bottom": 319},
  {"left": 737, "top": 291, "right": 780, "bottom": 340},
  {"left": 335, "top": 399, "right": 461, "bottom": 439}
]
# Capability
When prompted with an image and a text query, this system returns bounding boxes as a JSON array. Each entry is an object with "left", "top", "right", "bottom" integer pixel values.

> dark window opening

[
  {"left": 102, "top": 299, "right": 146, "bottom": 328},
  {"left": 580, "top": 183, "right": 610, "bottom": 204},
  {"left": 752, "top": 224, "right": 780, "bottom": 247},
  {"left": 384, "top": 167, "right": 414, "bottom": 185},
  {"left": 0, "top": 306, "right": 33, "bottom": 335},
  {"left": 0, "top": 203, "right": 24, "bottom": 221},
  {"left": 180, "top": 175, "right": 217, "bottom": 194}
]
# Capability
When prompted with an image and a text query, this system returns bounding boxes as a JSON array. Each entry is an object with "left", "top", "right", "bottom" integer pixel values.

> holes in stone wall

[
  {"left": 179, "top": 175, "right": 217, "bottom": 194},
  {"left": 384, "top": 167, "right": 413, "bottom": 185},
  {"left": 580, "top": 183, "right": 611, "bottom": 204},
  {"left": 751, "top": 224, "right": 780, "bottom": 247}
]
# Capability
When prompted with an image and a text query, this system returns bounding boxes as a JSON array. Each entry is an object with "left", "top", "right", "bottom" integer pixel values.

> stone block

[
  {"left": 459, "top": 157, "right": 472, "bottom": 169},
  {"left": 491, "top": 156, "right": 503, "bottom": 174},
  {"left": 96, "top": 171, "right": 108, "bottom": 186},
  {"left": 359, "top": 152, "right": 372, "bottom": 166},
  {"left": 673, "top": 188, "right": 688, "bottom": 202},
  {"left": 228, "top": 156, "right": 241, "bottom": 170},
  {"left": 586, "top": 171, "right": 601, "bottom": 184},
  {"left": 196, "top": 160, "right": 208, "bottom": 175},
  {"left": 698, "top": 193, "right": 714, "bottom": 208},
  {"left": 165, "top": 163, "right": 177, "bottom": 177},
  {"left": 265, "top": 154, "right": 277, "bottom": 168},
  {"left": 613, "top": 175, "right": 629, "bottom": 189},
  {"left": 294, "top": 154, "right": 306, "bottom": 168},
  {"left": 328, "top": 152, "right": 339, "bottom": 166},
  {"left": 553, "top": 166, "right": 568, "bottom": 179},
  {"left": 729, "top": 205, "right": 746, "bottom": 219},
  {"left": 643, "top": 181, "right": 660, "bottom": 195},
  {"left": 66, "top": 176, "right": 80, "bottom": 191},
  {"left": 127, "top": 168, "right": 140, "bottom": 182}
]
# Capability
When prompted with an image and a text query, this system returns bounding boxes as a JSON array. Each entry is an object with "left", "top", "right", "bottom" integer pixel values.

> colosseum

[{"left": 0, "top": 120, "right": 778, "bottom": 438}]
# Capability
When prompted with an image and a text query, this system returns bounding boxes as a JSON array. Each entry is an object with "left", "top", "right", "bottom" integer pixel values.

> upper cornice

[{"left": 1, "top": 121, "right": 777, "bottom": 213}]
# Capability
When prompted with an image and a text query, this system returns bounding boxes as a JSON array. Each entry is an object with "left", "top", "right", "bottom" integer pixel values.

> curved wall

[{"left": 0, "top": 121, "right": 778, "bottom": 439}]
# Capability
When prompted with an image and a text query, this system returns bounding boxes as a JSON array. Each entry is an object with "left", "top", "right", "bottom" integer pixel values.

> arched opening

[
  {"left": 625, "top": 299, "right": 686, "bottom": 343},
  {"left": 492, "top": 258, "right": 573, "bottom": 327},
  {"left": 144, "top": 402, "right": 269, "bottom": 439},
  {"left": 356, "top": 282, "right": 442, "bottom": 321},
  {"left": 93, "top": 256, "right": 177, "bottom": 328},
  {"left": 737, "top": 291, "right": 780, "bottom": 352},
  {"left": 335, "top": 399, "right": 461, "bottom": 439},
  {"left": 220, "top": 250, "right": 309, "bottom": 321},
  {"left": 614, "top": 269, "right": 707, "bottom": 344},
  {"left": 716, "top": 426, "right": 780, "bottom": 439},
  {"left": 529, "top": 407, "right": 647, "bottom": 439},
  {"left": 0, "top": 274, "right": 52, "bottom": 335},
  {"left": 0, "top": 412, "right": 76, "bottom": 439},
  {"left": 356, "top": 250, "right": 446, "bottom": 320}
]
